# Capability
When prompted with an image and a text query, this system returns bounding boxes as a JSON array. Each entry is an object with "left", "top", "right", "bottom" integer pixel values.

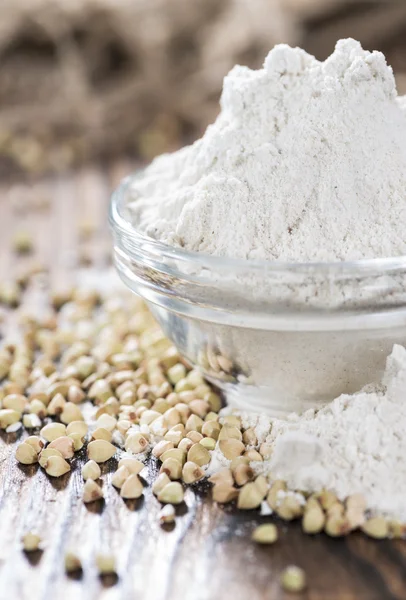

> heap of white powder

[
  {"left": 124, "top": 39, "right": 406, "bottom": 519},
  {"left": 222, "top": 344, "right": 406, "bottom": 520},
  {"left": 129, "top": 38, "right": 406, "bottom": 262}
]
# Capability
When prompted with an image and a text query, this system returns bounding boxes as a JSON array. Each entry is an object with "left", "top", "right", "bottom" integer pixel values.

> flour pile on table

[{"left": 218, "top": 345, "right": 406, "bottom": 520}]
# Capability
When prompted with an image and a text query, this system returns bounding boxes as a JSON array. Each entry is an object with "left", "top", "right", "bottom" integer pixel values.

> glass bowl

[{"left": 109, "top": 172, "right": 406, "bottom": 416}]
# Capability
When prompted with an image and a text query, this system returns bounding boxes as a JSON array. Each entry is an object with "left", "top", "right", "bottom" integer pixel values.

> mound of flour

[
  {"left": 129, "top": 38, "right": 406, "bottom": 262},
  {"left": 234, "top": 344, "right": 406, "bottom": 519}
]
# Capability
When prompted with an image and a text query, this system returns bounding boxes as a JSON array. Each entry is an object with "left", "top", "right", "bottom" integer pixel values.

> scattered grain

[
  {"left": 39, "top": 448, "right": 63, "bottom": 468},
  {"left": 157, "top": 481, "right": 184, "bottom": 504},
  {"left": 252, "top": 524, "right": 278, "bottom": 544},
  {"left": 65, "top": 551, "right": 82, "bottom": 573},
  {"left": 182, "top": 461, "right": 205, "bottom": 484},
  {"left": 281, "top": 566, "right": 306, "bottom": 593},
  {"left": 16, "top": 442, "right": 38, "bottom": 465},
  {"left": 361, "top": 517, "right": 389, "bottom": 539},
  {"left": 22, "top": 532, "right": 41, "bottom": 552},
  {"left": 49, "top": 436, "right": 75, "bottom": 459},
  {"left": 120, "top": 474, "right": 144, "bottom": 499},
  {"left": 112, "top": 465, "right": 130, "bottom": 489},
  {"left": 44, "top": 455, "right": 71, "bottom": 477},
  {"left": 159, "top": 504, "right": 176, "bottom": 524},
  {"left": 83, "top": 479, "right": 103, "bottom": 503},
  {"left": 116, "top": 459, "right": 142, "bottom": 477},
  {"left": 88, "top": 439, "right": 116, "bottom": 463},
  {"left": 219, "top": 439, "right": 245, "bottom": 460},
  {"left": 212, "top": 484, "right": 239, "bottom": 503},
  {"left": 96, "top": 553, "right": 116, "bottom": 575},
  {"left": 82, "top": 460, "right": 101, "bottom": 481}
]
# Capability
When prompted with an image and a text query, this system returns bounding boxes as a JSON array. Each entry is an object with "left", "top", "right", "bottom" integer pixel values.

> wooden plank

[{"left": 0, "top": 162, "right": 405, "bottom": 600}]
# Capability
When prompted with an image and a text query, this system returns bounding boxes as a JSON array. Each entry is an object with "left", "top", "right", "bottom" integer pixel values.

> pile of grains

[
  {"left": 5, "top": 266, "right": 406, "bottom": 594},
  {"left": 2, "top": 270, "right": 404, "bottom": 555},
  {"left": 129, "top": 38, "right": 406, "bottom": 262}
]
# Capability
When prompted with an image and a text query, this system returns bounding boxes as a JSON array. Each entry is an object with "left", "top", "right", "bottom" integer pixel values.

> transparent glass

[{"left": 109, "top": 172, "right": 406, "bottom": 415}]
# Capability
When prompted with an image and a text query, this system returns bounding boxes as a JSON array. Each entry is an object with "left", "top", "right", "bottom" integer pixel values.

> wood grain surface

[{"left": 0, "top": 162, "right": 405, "bottom": 600}]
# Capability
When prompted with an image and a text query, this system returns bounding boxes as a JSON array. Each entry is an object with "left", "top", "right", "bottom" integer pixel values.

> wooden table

[{"left": 0, "top": 163, "right": 405, "bottom": 600}]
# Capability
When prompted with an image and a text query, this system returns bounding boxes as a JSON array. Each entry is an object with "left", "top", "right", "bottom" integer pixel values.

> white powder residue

[
  {"left": 260, "top": 501, "right": 273, "bottom": 516},
  {"left": 235, "top": 344, "right": 406, "bottom": 520},
  {"left": 205, "top": 448, "right": 231, "bottom": 477},
  {"left": 129, "top": 38, "right": 406, "bottom": 262},
  {"left": 276, "top": 490, "right": 307, "bottom": 507},
  {"left": 234, "top": 412, "right": 273, "bottom": 445}
]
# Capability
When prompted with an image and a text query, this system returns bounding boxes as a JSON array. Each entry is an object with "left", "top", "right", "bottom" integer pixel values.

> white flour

[
  {"left": 231, "top": 344, "right": 406, "bottom": 520},
  {"left": 123, "top": 38, "right": 406, "bottom": 414},
  {"left": 129, "top": 38, "right": 406, "bottom": 262}
]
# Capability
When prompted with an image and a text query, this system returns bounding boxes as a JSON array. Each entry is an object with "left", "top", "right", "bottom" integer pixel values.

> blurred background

[
  {"left": 1, "top": 0, "right": 406, "bottom": 284},
  {"left": 0, "top": 0, "right": 405, "bottom": 178}
]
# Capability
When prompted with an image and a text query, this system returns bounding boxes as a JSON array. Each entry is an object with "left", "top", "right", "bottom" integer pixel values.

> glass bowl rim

[{"left": 109, "top": 172, "right": 406, "bottom": 276}]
